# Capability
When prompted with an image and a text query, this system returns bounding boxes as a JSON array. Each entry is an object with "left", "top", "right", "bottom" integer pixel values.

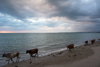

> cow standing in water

[
  {"left": 26, "top": 48, "right": 38, "bottom": 59},
  {"left": 91, "top": 39, "right": 95, "bottom": 44},
  {"left": 2, "top": 51, "right": 20, "bottom": 64},
  {"left": 67, "top": 44, "right": 74, "bottom": 52},
  {"left": 85, "top": 40, "right": 88, "bottom": 46}
]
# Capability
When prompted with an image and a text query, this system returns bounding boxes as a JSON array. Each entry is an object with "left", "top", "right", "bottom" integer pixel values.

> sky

[{"left": 0, "top": 0, "right": 100, "bottom": 33}]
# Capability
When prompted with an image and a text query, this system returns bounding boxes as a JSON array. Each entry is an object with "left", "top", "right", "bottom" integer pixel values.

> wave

[{"left": 39, "top": 48, "right": 67, "bottom": 57}]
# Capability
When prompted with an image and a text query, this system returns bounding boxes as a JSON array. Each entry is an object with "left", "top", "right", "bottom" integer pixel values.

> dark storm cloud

[
  {"left": 1, "top": 0, "right": 100, "bottom": 21},
  {"left": 47, "top": 0, "right": 100, "bottom": 32},
  {"left": 47, "top": 0, "right": 85, "bottom": 19},
  {"left": 0, "top": 0, "right": 23, "bottom": 19},
  {"left": 0, "top": 0, "right": 36, "bottom": 19},
  {"left": 48, "top": 0, "right": 100, "bottom": 20}
]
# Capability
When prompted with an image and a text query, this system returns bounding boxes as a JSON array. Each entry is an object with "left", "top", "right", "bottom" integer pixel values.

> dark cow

[
  {"left": 91, "top": 39, "right": 95, "bottom": 44},
  {"left": 67, "top": 44, "right": 74, "bottom": 52},
  {"left": 98, "top": 39, "right": 100, "bottom": 41},
  {"left": 26, "top": 48, "right": 38, "bottom": 59},
  {"left": 84, "top": 40, "right": 88, "bottom": 46}
]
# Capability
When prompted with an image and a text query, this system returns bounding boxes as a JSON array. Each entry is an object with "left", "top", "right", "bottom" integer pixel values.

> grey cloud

[
  {"left": 0, "top": 0, "right": 24, "bottom": 19},
  {"left": 72, "top": 22, "right": 100, "bottom": 32},
  {"left": 0, "top": 0, "right": 36, "bottom": 19},
  {"left": 83, "top": 24, "right": 100, "bottom": 32},
  {"left": 1, "top": 0, "right": 100, "bottom": 21},
  {"left": 48, "top": 0, "right": 100, "bottom": 20},
  {"left": 0, "top": 0, "right": 100, "bottom": 32},
  {"left": 47, "top": 0, "right": 86, "bottom": 19},
  {"left": 47, "top": 0, "right": 100, "bottom": 32}
]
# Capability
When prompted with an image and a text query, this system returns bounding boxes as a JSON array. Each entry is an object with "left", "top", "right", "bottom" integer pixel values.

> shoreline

[
  {"left": 0, "top": 42, "right": 84, "bottom": 67},
  {"left": 2, "top": 41, "right": 100, "bottom": 67}
]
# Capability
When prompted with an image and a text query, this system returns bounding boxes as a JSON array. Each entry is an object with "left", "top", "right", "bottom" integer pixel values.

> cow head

[
  {"left": 2, "top": 53, "right": 7, "bottom": 57},
  {"left": 67, "top": 45, "right": 69, "bottom": 49},
  {"left": 26, "top": 50, "right": 29, "bottom": 54}
]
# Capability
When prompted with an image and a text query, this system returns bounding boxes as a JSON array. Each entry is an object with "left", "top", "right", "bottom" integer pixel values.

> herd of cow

[
  {"left": 2, "top": 38, "right": 100, "bottom": 64},
  {"left": 2, "top": 48, "right": 38, "bottom": 64},
  {"left": 85, "top": 39, "right": 100, "bottom": 45}
]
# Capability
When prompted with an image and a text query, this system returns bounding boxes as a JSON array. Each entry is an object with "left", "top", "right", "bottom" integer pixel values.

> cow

[
  {"left": 26, "top": 48, "right": 38, "bottom": 59},
  {"left": 2, "top": 51, "right": 19, "bottom": 64},
  {"left": 98, "top": 39, "right": 100, "bottom": 41},
  {"left": 67, "top": 44, "right": 74, "bottom": 52},
  {"left": 84, "top": 40, "right": 88, "bottom": 46},
  {"left": 91, "top": 39, "right": 95, "bottom": 44}
]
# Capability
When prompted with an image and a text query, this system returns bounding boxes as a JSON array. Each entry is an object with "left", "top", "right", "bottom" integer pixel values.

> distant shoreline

[{"left": 0, "top": 32, "right": 100, "bottom": 34}]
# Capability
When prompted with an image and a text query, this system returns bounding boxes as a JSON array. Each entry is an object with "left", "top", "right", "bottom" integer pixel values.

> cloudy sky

[{"left": 0, "top": 0, "right": 100, "bottom": 33}]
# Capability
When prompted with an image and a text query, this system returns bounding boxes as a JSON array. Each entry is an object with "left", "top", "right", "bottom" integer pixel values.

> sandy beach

[{"left": 2, "top": 41, "right": 100, "bottom": 67}]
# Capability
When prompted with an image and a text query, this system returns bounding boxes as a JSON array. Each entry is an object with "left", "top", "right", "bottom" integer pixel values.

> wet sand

[{"left": 2, "top": 41, "right": 100, "bottom": 67}]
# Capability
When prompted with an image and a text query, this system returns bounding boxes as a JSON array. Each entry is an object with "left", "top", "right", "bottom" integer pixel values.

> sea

[{"left": 0, "top": 33, "right": 100, "bottom": 66}]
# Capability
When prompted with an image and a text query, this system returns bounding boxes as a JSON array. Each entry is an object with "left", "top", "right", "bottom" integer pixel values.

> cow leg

[
  {"left": 69, "top": 49, "right": 72, "bottom": 53},
  {"left": 73, "top": 48, "right": 74, "bottom": 52},
  {"left": 11, "top": 58, "right": 14, "bottom": 63},
  {"left": 16, "top": 57, "right": 18, "bottom": 62},
  {"left": 32, "top": 54, "right": 36, "bottom": 58},
  {"left": 18, "top": 57, "right": 19, "bottom": 62},
  {"left": 16, "top": 53, "right": 19, "bottom": 62},
  {"left": 68, "top": 49, "right": 70, "bottom": 52},
  {"left": 7, "top": 60, "right": 10, "bottom": 64},
  {"left": 18, "top": 55, "right": 20, "bottom": 62},
  {"left": 70, "top": 49, "right": 71, "bottom": 53},
  {"left": 85, "top": 43, "right": 88, "bottom": 46},
  {"left": 16, "top": 56, "right": 19, "bottom": 62},
  {"left": 16, "top": 59, "right": 17, "bottom": 62},
  {"left": 36, "top": 52, "right": 38, "bottom": 57},
  {"left": 67, "top": 48, "right": 69, "bottom": 50},
  {"left": 6, "top": 58, "right": 10, "bottom": 64},
  {"left": 30, "top": 54, "right": 33, "bottom": 59},
  {"left": 8, "top": 61, "right": 9, "bottom": 64},
  {"left": 34, "top": 54, "right": 36, "bottom": 58},
  {"left": 30, "top": 56, "right": 31, "bottom": 59},
  {"left": 87, "top": 43, "right": 88, "bottom": 45},
  {"left": 29, "top": 54, "right": 32, "bottom": 59},
  {"left": 32, "top": 54, "right": 35, "bottom": 57}
]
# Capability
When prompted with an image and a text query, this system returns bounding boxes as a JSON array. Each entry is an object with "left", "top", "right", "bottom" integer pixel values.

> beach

[{"left": 2, "top": 40, "right": 100, "bottom": 67}]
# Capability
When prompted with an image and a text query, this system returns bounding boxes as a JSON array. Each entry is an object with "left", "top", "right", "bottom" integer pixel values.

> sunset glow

[{"left": 0, "top": 31, "right": 13, "bottom": 33}]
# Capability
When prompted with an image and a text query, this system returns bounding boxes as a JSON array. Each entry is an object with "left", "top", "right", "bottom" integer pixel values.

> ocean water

[{"left": 0, "top": 33, "right": 100, "bottom": 66}]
